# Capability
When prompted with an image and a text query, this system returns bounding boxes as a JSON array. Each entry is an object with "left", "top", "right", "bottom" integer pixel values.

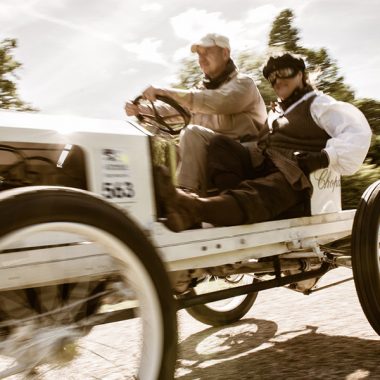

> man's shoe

[{"left": 155, "top": 166, "right": 202, "bottom": 232}]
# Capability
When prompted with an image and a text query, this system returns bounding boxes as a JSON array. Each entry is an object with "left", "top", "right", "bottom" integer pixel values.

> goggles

[{"left": 267, "top": 67, "right": 298, "bottom": 85}]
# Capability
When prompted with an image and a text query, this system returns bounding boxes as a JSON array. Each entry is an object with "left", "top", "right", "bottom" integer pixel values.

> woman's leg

[
  {"left": 155, "top": 165, "right": 306, "bottom": 232},
  {"left": 207, "top": 135, "right": 253, "bottom": 191},
  {"left": 226, "top": 170, "right": 307, "bottom": 223}
]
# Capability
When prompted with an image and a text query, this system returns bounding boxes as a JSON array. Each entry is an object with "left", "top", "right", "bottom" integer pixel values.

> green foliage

[
  {"left": 301, "top": 47, "right": 355, "bottom": 102},
  {"left": 0, "top": 38, "right": 36, "bottom": 111},
  {"left": 173, "top": 56, "right": 202, "bottom": 89},
  {"left": 354, "top": 98, "right": 380, "bottom": 166},
  {"left": 341, "top": 163, "right": 380, "bottom": 209},
  {"left": 367, "top": 134, "right": 380, "bottom": 166},
  {"left": 235, "top": 50, "right": 275, "bottom": 107},
  {"left": 151, "top": 136, "right": 178, "bottom": 166},
  {"left": 354, "top": 98, "right": 380, "bottom": 134},
  {"left": 268, "top": 9, "right": 355, "bottom": 102},
  {"left": 268, "top": 9, "right": 300, "bottom": 52}
]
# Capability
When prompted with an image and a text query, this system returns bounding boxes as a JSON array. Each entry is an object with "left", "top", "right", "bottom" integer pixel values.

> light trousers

[{"left": 177, "top": 124, "right": 217, "bottom": 195}]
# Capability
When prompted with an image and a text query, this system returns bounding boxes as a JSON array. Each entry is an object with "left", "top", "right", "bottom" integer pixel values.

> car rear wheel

[
  {"left": 351, "top": 180, "right": 380, "bottom": 335},
  {"left": 186, "top": 274, "right": 258, "bottom": 326}
]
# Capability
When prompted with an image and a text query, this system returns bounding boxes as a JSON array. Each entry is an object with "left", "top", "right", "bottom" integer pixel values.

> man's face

[{"left": 196, "top": 46, "right": 229, "bottom": 78}]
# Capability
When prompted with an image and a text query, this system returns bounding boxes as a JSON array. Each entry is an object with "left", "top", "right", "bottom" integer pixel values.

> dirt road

[
  {"left": 1, "top": 267, "right": 379, "bottom": 379},
  {"left": 176, "top": 268, "right": 380, "bottom": 379}
]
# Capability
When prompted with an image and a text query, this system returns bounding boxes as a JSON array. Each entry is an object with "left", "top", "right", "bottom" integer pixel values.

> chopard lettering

[{"left": 314, "top": 169, "right": 341, "bottom": 191}]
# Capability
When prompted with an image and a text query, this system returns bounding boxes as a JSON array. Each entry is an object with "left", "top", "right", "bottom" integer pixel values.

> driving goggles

[{"left": 267, "top": 67, "right": 298, "bottom": 85}]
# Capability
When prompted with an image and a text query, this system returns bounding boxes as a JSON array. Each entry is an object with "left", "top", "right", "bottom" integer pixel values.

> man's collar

[{"left": 202, "top": 59, "right": 237, "bottom": 89}]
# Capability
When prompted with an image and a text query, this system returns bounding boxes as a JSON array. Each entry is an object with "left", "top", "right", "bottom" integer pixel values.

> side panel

[
  {"left": 82, "top": 133, "right": 156, "bottom": 229},
  {"left": 0, "top": 125, "right": 156, "bottom": 230}
]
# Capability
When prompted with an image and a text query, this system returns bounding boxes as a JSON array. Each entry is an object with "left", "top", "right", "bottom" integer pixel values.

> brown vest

[{"left": 268, "top": 94, "right": 330, "bottom": 159}]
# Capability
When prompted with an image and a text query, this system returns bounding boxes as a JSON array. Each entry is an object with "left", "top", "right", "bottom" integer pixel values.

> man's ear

[{"left": 223, "top": 48, "right": 230, "bottom": 61}]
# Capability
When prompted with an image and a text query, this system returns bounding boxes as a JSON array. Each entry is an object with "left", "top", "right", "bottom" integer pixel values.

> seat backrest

[{"left": 309, "top": 167, "right": 342, "bottom": 215}]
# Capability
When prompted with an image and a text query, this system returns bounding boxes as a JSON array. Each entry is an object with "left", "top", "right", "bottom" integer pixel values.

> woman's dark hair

[
  {"left": 262, "top": 53, "right": 305, "bottom": 78},
  {"left": 263, "top": 52, "right": 312, "bottom": 87}
]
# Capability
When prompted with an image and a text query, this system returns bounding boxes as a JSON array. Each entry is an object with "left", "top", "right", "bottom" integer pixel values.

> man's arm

[
  {"left": 143, "top": 75, "right": 265, "bottom": 116},
  {"left": 190, "top": 76, "right": 263, "bottom": 115},
  {"left": 125, "top": 87, "right": 189, "bottom": 119},
  {"left": 142, "top": 86, "right": 193, "bottom": 109},
  {"left": 142, "top": 77, "right": 267, "bottom": 138}
]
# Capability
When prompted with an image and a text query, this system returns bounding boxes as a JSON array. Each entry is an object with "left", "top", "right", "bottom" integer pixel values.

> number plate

[{"left": 100, "top": 148, "right": 135, "bottom": 200}]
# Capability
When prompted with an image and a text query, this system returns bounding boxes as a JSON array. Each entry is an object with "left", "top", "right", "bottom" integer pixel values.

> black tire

[
  {"left": 351, "top": 180, "right": 380, "bottom": 335},
  {"left": 0, "top": 186, "right": 177, "bottom": 379},
  {"left": 186, "top": 275, "right": 258, "bottom": 326}
]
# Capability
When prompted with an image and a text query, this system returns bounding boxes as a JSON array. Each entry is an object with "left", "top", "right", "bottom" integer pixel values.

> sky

[{"left": 1, "top": 0, "right": 379, "bottom": 120}]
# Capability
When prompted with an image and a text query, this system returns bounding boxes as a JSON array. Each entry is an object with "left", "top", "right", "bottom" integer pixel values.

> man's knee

[{"left": 180, "top": 124, "right": 211, "bottom": 143}]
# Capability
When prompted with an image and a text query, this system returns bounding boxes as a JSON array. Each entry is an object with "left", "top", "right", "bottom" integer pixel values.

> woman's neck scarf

[{"left": 278, "top": 84, "right": 314, "bottom": 111}]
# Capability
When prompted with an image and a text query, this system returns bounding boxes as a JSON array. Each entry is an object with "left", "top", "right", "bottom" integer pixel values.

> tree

[
  {"left": 354, "top": 98, "right": 380, "bottom": 135},
  {"left": 173, "top": 56, "right": 202, "bottom": 90},
  {"left": 0, "top": 38, "right": 36, "bottom": 111},
  {"left": 268, "top": 9, "right": 301, "bottom": 52},
  {"left": 341, "top": 163, "right": 380, "bottom": 209},
  {"left": 235, "top": 50, "right": 275, "bottom": 106},
  {"left": 268, "top": 9, "right": 355, "bottom": 102},
  {"left": 302, "top": 47, "right": 355, "bottom": 102},
  {"left": 354, "top": 98, "right": 380, "bottom": 166}
]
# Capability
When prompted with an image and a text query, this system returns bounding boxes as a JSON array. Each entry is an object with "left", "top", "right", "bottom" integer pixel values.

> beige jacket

[
  {"left": 158, "top": 71, "right": 267, "bottom": 141},
  {"left": 188, "top": 72, "right": 267, "bottom": 141}
]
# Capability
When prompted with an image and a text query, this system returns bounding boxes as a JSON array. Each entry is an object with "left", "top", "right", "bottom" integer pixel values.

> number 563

[{"left": 102, "top": 182, "right": 135, "bottom": 199}]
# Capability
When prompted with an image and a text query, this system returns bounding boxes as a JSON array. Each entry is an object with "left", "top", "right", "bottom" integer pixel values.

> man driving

[{"left": 125, "top": 33, "right": 267, "bottom": 195}]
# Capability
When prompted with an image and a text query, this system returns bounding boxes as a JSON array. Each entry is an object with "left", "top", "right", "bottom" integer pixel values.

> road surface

[
  {"left": 1, "top": 267, "right": 379, "bottom": 379},
  {"left": 176, "top": 267, "right": 380, "bottom": 379}
]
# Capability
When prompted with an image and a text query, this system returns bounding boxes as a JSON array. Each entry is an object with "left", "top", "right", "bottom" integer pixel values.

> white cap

[{"left": 190, "top": 33, "right": 230, "bottom": 53}]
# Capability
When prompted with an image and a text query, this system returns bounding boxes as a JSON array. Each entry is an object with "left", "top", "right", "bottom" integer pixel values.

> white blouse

[{"left": 310, "top": 92, "right": 372, "bottom": 175}]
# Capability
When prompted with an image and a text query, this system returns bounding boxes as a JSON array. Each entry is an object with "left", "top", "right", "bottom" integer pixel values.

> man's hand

[
  {"left": 294, "top": 150, "right": 329, "bottom": 174},
  {"left": 124, "top": 101, "right": 139, "bottom": 116},
  {"left": 142, "top": 85, "right": 162, "bottom": 102}
]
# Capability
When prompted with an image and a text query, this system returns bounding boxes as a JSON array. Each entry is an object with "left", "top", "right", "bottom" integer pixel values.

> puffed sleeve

[{"left": 311, "top": 93, "right": 372, "bottom": 175}]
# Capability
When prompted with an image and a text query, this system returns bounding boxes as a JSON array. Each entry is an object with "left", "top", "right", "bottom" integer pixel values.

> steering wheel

[{"left": 133, "top": 95, "right": 191, "bottom": 136}]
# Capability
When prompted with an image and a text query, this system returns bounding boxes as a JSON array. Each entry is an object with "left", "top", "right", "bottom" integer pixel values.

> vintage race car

[{"left": 0, "top": 100, "right": 378, "bottom": 379}]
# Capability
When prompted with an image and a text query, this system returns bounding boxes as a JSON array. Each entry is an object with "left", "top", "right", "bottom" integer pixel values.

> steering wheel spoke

[{"left": 133, "top": 95, "right": 190, "bottom": 136}]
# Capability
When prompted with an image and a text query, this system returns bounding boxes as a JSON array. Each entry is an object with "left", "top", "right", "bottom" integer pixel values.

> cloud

[
  {"left": 6, "top": 3, "right": 167, "bottom": 66},
  {"left": 122, "top": 38, "right": 166, "bottom": 65},
  {"left": 121, "top": 67, "right": 139, "bottom": 75},
  {"left": 4, "top": 0, "right": 380, "bottom": 119},
  {"left": 172, "top": 46, "right": 192, "bottom": 62},
  {"left": 170, "top": 8, "right": 241, "bottom": 42},
  {"left": 169, "top": 5, "right": 280, "bottom": 61},
  {"left": 245, "top": 4, "right": 279, "bottom": 25},
  {"left": 0, "top": 0, "right": 65, "bottom": 35},
  {"left": 140, "top": 3, "right": 163, "bottom": 12}
]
